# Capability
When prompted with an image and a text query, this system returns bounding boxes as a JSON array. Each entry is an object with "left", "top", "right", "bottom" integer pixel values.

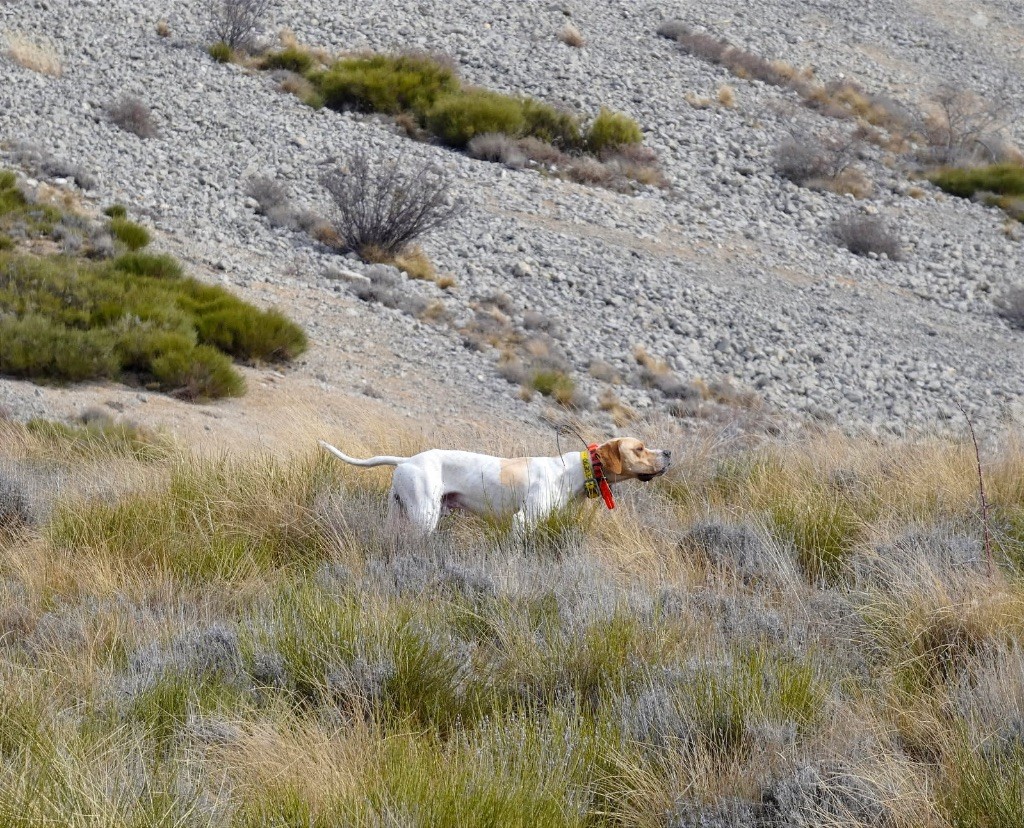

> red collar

[{"left": 583, "top": 443, "right": 615, "bottom": 510}]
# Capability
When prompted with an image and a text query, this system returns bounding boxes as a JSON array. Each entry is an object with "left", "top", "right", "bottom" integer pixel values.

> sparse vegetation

[
  {"left": 3, "top": 33, "right": 62, "bottom": 76},
  {"left": 251, "top": 46, "right": 660, "bottom": 191},
  {"left": 105, "top": 95, "right": 158, "bottom": 139},
  {"left": 320, "top": 150, "right": 459, "bottom": 259},
  {"left": 833, "top": 213, "right": 902, "bottom": 260},
  {"left": 210, "top": 0, "right": 273, "bottom": 53}
]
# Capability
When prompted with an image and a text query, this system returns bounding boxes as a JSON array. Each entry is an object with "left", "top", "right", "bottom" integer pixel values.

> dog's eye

[{"left": 636, "top": 444, "right": 644, "bottom": 452}]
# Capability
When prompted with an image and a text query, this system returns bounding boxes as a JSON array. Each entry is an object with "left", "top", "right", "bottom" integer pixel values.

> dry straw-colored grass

[
  {"left": 1, "top": 411, "right": 1023, "bottom": 825},
  {"left": 4, "top": 32, "right": 62, "bottom": 76}
]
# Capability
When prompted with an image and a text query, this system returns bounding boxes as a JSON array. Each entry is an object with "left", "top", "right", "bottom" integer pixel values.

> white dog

[{"left": 319, "top": 437, "right": 671, "bottom": 534}]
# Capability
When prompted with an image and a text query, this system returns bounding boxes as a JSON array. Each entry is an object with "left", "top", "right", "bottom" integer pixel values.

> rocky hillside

[{"left": 2, "top": 0, "right": 1023, "bottom": 439}]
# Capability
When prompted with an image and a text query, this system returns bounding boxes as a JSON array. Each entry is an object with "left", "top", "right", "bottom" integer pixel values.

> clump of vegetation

[
  {"left": 210, "top": 0, "right": 273, "bottom": 52},
  {"left": 1, "top": 422, "right": 1024, "bottom": 823},
  {"left": 4, "top": 32, "right": 62, "bottom": 77},
  {"left": 320, "top": 150, "right": 459, "bottom": 260},
  {"left": 316, "top": 52, "right": 458, "bottom": 116},
  {"left": 105, "top": 95, "right": 158, "bottom": 139},
  {"left": 250, "top": 46, "right": 658, "bottom": 190},
  {"left": 108, "top": 217, "right": 150, "bottom": 250},
  {"left": 930, "top": 163, "right": 1024, "bottom": 221},
  {"left": 0, "top": 169, "right": 306, "bottom": 399},
  {"left": 833, "top": 213, "right": 902, "bottom": 260},
  {"left": 586, "top": 108, "right": 643, "bottom": 155}
]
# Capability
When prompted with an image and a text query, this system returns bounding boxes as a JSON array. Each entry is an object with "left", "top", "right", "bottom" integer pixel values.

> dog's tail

[{"left": 318, "top": 440, "right": 406, "bottom": 468}]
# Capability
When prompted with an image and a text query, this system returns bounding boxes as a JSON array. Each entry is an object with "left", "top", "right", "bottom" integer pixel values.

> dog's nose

[{"left": 663, "top": 450, "right": 672, "bottom": 461}]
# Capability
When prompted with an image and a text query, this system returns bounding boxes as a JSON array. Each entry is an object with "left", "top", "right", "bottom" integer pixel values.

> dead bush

[
  {"left": 775, "top": 131, "right": 857, "bottom": 184},
  {"left": 321, "top": 150, "right": 461, "bottom": 259},
  {"left": 516, "top": 137, "right": 566, "bottom": 166},
  {"left": 833, "top": 214, "right": 902, "bottom": 260},
  {"left": 106, "top": 96, "right": 158, "bottom": 139},
  {"left": 558, "top": 22, "right": 585, "bottom": 48},
  {"left": 923, "top": 84, "right": 1011, "bottom": 165},
  {"left": 467, "top": 133, "right": 526, "bottom": 168},
  {"left": 210, "top": 0, "right": 273, "bottom": 52}
]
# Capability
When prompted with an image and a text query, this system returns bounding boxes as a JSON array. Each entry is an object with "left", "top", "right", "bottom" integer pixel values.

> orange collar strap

[{"left": 581, "top": 443, "right": 615, "bottom": 510}]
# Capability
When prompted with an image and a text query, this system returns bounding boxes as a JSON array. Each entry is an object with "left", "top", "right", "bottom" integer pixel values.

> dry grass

[
  {"left": 4, "top": 32, "right": 62, "bottom": 76},
  {"left": 558, "top": 22, "right": 585, "bottom": 48},
  {"left": 1, "top": 413, "right": 1023, "bottom": 825}
]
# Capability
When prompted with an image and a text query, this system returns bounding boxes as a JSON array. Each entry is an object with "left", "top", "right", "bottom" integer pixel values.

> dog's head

[{"left": 595, "top": 438, "right": 671, "bottom": 483}]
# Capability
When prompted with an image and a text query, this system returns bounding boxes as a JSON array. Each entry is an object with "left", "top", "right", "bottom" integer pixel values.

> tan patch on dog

[
  {"left": 499, "top": 457, "right": 530, "bottom": 488},
  {"left": 596, "top": 441, "right": 624, "bottom": 475}
]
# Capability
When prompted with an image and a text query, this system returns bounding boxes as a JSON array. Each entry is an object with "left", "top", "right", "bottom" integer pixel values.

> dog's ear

[{"left": 597, "top": 439, "right": 624, "bottom": 475}]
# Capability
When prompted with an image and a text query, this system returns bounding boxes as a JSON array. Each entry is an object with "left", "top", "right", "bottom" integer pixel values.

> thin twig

[{"left": 957, "top": 401, "right": 993, "bottom": 576}]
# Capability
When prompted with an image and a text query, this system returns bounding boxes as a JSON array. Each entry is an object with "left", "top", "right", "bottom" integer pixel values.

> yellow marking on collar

[{"left": 581, "top": 450, "right": 599, "bottom": 499}]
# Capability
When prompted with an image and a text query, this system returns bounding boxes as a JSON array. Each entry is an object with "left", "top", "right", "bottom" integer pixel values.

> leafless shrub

[
  {"left": 995, "top": 286, "right": 1024, "bottom": 329},
  {"left": 106, "top": 95, "right": 158, "bottom": 139},
  {"left": 565, "top": 156, "right": 612, "bottom": 186},
  {"left": 321, "top": 150, "right": 461, "bottom": 259},
  {"left": 467, "top": 133, "right": 526, "bottom": 168},
  {"left": 922, "top": 84, "right": 1011, "bottom": 165},
  {"left": 210, "top": 0, "right": 274, "bottom": 52},
  {"left": 155, "top": 19, "right": 171, "bottom": 38},
  {"left": 246, "top": 175, "right": 290, "bottom": 214},
  {"left": 833, "top": 213, "right": 902, "bottom": 260},
  {"left": 516, "top": 136, "right": 566, "bottom": 166},
  {"left": 558, "top": 22, "right": 585, "bottom": 48},
  {"left": 655, "top": 19, "right": 690, "bottom": 41},
  {"left": 775, "top": 131, "right": 857, "bottom": 184}
]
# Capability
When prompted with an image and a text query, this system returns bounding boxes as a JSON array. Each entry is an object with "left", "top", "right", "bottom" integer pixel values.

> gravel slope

[{"left": 1, "top": 0, "right": 1023, "bottom": 437}]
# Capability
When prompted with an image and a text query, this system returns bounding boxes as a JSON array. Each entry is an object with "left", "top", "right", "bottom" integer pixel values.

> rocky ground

[{"left": 1, "top": 0, "right": 1023, "bottom": 444}]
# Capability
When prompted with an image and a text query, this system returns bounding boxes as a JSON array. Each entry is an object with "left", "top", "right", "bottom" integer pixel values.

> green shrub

[
  {"left": 109, "top": 217, "right": 150, "bottom": 251},
  {"left": 427, "top": 91, "right": 527, "bottom": 148},
  {"left": 930, "top": 164, "right": 1024, "bottom": 199},
  {"left": 521, "top": 99, "right": 582, "bottom": 149},
  {"left": 0, "top": 315, "right": 119, "bottom": 383},
  {"left": 0, "top": 236, "right": 12, "bottom": 251},
  {"left": 317, "top": 53, "right": 458, "bottom": 116},
  {"left": 0, "top": 237, "right": 305, "bottom": 397},
  {"left": 194, "top": 305, "right": 309, "bottom": 362},
  {"left": 209, "top": 41, "right": 233, "bottom": 63},
  {"left": 530, "top": 369, "right": 576, "bottom": 406},
  {"left": 111, "top": 251, "right": 183, "bottom": 280},
  {"left": 150, "top": 344, "right": 245, "bottom": 399},
  {"left": 103, "top": 204, "right": 128, "bottom": 219},
  {"left": 586, "top": 108, "right": 643, "bottom": 154},
  {"left": 261, "top": 47, "right": 316, "bottom": 75}
]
